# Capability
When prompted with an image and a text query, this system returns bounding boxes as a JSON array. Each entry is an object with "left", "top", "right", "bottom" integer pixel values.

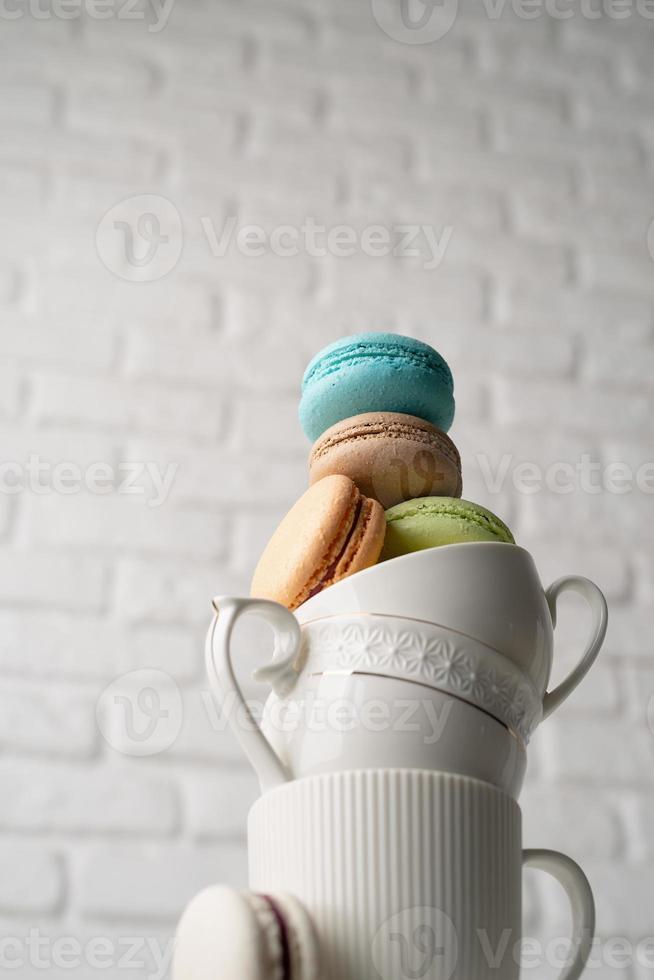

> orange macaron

[{"left": 251, "top": 475, "right": 386, "bottom": 611}]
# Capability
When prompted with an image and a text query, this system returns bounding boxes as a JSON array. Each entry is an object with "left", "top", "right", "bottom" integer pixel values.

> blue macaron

[{"left": 299, "top": 333, "right": 455, "bottom": 442}]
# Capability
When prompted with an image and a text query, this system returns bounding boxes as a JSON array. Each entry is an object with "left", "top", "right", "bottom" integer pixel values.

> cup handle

[
  {"left": 205, "top": 595, "right": 303, "bottom": 792},
  {"left": 542, "top": 576, "right": 608, "bottom": 720},
  {"left": 522, "top": 849, "right": 595, "bottom": 980}
]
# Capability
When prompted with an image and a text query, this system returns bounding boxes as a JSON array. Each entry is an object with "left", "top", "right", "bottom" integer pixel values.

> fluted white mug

[{"left": 249, "top": 770, "right": 595, "bottom": 980}]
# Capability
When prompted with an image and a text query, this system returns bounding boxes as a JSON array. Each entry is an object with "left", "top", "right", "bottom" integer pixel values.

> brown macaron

[
  {"left": 308, "top": 412, "right": 462, "bottom": 509},
  {"left": 251, "top": 475, "right": 386, "bottom": 611}
]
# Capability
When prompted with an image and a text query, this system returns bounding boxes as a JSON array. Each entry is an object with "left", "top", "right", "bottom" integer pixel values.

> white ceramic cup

[
  {"left": 262, "top": 670, "right": 527, "bottom": 799},
  {"left": 206, "top": 602, "right": 533, "bottom": 795},
  {"left": 249, "top": 770, "right": 595, "bottom": 980},
  {"left": 296, "top": 543, "right": 608, "bottom": 713}
]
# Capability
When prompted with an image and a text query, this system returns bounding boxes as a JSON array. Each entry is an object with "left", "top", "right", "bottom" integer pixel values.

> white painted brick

[
  {"left": 443, "top": 232, "right": 571, "bottom": 285},
  {"left": 526, "top": 539, "right": 630, "bottom": 602},
  {"left": 0, "top": 426, "right": 118, "bottom": 474},
  {"left": 0, "top": 165, "right": 46, "bottom": 218},
  {"left": 511, "top": 188, "right": 649, "bottom": 248},
  {"left": 184, "top": 154, "right": 338, "bottom": 214},
  {"left": 618, "top": 790, "right": 654, "bottom": 864},
  {"left": 260, "top": 38, "right": 412, "bottom": 98},
  {"left": 231, "top": 396, "right": 306, "bottom": 456},
  {"left": 0, "top": 761, "right": 177, "bottom": 836},
  {"left": 426, "top": 74, "right": 568, "bottom": 124},
  {"left": 78, "top": 843, "right": 248, "bottom": 920},
  {"left": 0, "top": 81, "right": 56, "bottom": 127},
  {"left": 125, "top": 327, "right": 306, "bottom": 389},
  {"left": 183, "top": 769, "right": 259, "bottom": 839},
  {"left": 580, "top": 244, "right": 654, "bottom": 297},
  {"left": 25, "top": 495, "right": 227, "bottom": 562},
  {"left": 579, "top": 88, "right": 654, "bottom": 136},
  {"left": 493, "top": 378, "right": 654, "bottom": 434},
  {"left": 0, "top": 959, "right": 152, "bottom": 980},
  {"left": 0, "top": 845, "right": 63, "bottom": 914},
  {"left": 0, "top": 265, "right": 24, "bottom": 308},
  {"left": 113, "top": 558, "right": 247, "bottom": 627},
  {"left": 494, "top": 115, "right": 642, "bottom": 169},
  {"left": 249, "top": 121, "right": 409, "bottom": 186},
  {"left": 637, "top": 553, "right": 654, "bottom": 603},
  {"left": 174, "top": 0, "right": 315, "bottom": 45},
  {"left": 0, "top": 682, "right": 96, "bottom": 759},
  {"left": 50, "top": 174, "right": 167, "bottom": 222},
  {"left": 540, "top": 718, "right": 654, "bottom": 785},
  {"left": 115, "top": 560, "right": 249, "bottom": 626},
  {"left": 34, "top": 274, "right": 213, "bottom": 334},
  {"left": 334, "top": 27, "right": 472, "bottom": 76},
  {"left": 164, "top": 688, "right": 247, "bottom": 765},
  {"left": 417, "top": 145, "right": 576, "bottom": 196},
  {"left": 0, "top": 126, "right": 162, "bottom": 183},
  {"left": 583, "top": 342, "right": 654, "bottom": 389},
  {"left": 0, "top": 611, "right": 200, "bottom": 683},
  {"left": 177, "top": 230, "right": 318, "bottom": 296},
  {"left": 65, "top": 91, "right": 239, "bottom": 150},
  {"left": 0, "top": 495, "right": 12, "bottom": 538},
  {"left": 544, "top": 662, "right": 621, "bottom": 719},
  {"left": 480, "top": 36, "right": 615, "bottom": 91},
  {"left": 500, "top": 283, "right": 654, "bottom": 344},
  {"left": 232, "top": 507, "right": 290, "bottom": 578},
  {"left": 432, "top": 369, "right": 490, "bottom": 425},
  {"left": 445, "top": 324, "right": 576, "bottom": 378},
  {"left": 622, "top": 668, "right": 654, "bottom": 727},
  {"left": 521, "top": 492, "right": 654, "bottom": 549},
  {"left": 0, "top": 16, "right": 72, "bottom": 47},
  {"left": 321, "top": 262, "right": 487, "bottom": 322},
  {"left": 521, "top": 786, "right": 623, "bottom": 858},
  {"left": 560, "top": 13, "right": 654, "bottom": 61},
  {"left": 122, "top": 437, "right": 306, "bottom": 509},
  {"left": 31, "top": 373, "right": 224, "bottom": 441},
  {"left": 175, "top": 73, "right": 320, "bottom": 129},
  {"left": 2, "top": 316, "right": 116, "bottom": 369},
  {"left": 604, "top": 609, "right": 654, "bottom": 661},
  {"left": 0, "top": 553, "right": 105, "bottom": 611},
  {"left": 0, "top": 367, "right": 24, "bottom": 418},
  {"left": 0, "top": 919, "right": 175, "bottom": 979},
  {"left": 584, "top": 172, "right": 654, "bottom": 216},
  {"left": 452, "top": 423, "right": 597, "bottom": 490},
  {"left": 0, "top": 41, "right": 156, "bottom": 97},
  {"left": 330, "top": 93, "right": 484, "bottom": 149},
  {"left": 581, "top": 864, "right": 654, "bottom": 937}
]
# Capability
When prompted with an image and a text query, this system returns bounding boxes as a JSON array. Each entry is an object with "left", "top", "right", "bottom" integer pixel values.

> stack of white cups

[{"left": 197, "top": 543, "right": 607, "bottom": 980}]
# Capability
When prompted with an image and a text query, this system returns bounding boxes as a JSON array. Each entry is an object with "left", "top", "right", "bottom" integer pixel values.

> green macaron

[{"left": 381, "top": 497, "right": 514, "bottom": 561}]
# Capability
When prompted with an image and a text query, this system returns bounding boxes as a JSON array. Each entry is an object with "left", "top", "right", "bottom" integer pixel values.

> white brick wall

[{"left": 0, "top": 1, "right": 653, "bottom": 976}]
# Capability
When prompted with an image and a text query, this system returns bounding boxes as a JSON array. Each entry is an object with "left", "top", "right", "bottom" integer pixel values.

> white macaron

[{"left": 173, "top": 886, "right": 321, "bottom": 980}]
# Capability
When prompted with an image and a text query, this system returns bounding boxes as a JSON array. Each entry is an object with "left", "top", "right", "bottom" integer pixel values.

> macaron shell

[
  {"left": 309, "top": 412, "right": 462, "bottom": 508},
  {"left": 332, "top": 495, "right": 386, "bottom": 580},
  {"left": 273, "top": 892, "right": 322, "bottom": 980},
  {"left": 251, "top": 475, "right": 385, "bottom": 610},
  {"left": 173, "top": 887, "right": 270, "bottom": 980},
  {"left": 382, "top": 497, "right": 514, "bottom": 561},
  {"left": 299, "top": 333, "right": 455, "bottom": 442},
  {"left": 173, "top": 887, "right": 321, "bottom": 980}
]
